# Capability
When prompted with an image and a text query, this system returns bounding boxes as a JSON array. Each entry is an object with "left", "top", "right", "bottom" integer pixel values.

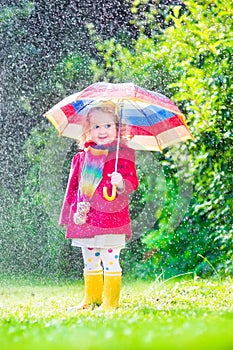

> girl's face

[{"left": 89, "top": 111, "right": 117, "bottom": 145}]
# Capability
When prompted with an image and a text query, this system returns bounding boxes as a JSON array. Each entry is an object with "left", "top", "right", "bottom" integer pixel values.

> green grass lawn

[{"left": 0, "top": 276, "right": 232, "bottom": 350}]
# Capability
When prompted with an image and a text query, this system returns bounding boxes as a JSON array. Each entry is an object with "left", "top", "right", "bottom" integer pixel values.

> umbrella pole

[
  {"left": 114, "top": 100, "right": 123, "bottom": 172},
  {"left": 103, "top": 100, "right": 123, "bottom": 201}
]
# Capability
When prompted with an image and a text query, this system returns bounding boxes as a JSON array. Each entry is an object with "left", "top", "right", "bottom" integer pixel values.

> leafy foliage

[{"left": 91, "top": 0, "right": 233, "bottom": 277}]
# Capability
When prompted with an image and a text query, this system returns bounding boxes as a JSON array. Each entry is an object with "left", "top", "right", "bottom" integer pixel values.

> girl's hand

[{"left": 108, "top": 172, "right": 125, "bottom": 192}]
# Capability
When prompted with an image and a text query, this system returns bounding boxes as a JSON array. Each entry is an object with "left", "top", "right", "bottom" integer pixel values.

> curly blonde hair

[{"left": 78, "top": 100, "right": 126, "bottom": 148}]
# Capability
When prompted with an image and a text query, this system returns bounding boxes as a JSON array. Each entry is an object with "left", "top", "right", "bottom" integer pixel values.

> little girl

[{"left": 59, "top": 101, "right": 138, "bottom": 310}]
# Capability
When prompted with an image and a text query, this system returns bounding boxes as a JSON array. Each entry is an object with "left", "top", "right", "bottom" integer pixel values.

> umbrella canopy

[{"left": 44, "top": 82, "right": 193, "bottom": 152}]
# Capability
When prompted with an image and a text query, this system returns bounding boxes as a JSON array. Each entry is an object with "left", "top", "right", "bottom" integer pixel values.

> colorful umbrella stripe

[{"left": 45, "top": 82, "right": 193, "bottom": 151}]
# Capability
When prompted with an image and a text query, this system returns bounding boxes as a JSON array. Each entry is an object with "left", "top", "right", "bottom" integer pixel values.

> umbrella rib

[
  {"left": 76, "top": 99, "right": 96, "bottom": 113},
  {"left": 131, "top": 100, "right": 193, "bottom": 142},
  {"left": 127, "top": 99, "right": 163, "bottom": 151},
  {"left": 60, "top": 100, "right": 96, "bottom": 136}
]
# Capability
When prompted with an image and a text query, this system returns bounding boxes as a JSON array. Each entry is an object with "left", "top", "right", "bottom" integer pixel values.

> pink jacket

[{"left": 59, "top": 141, "right": 139, "bottom": 240}]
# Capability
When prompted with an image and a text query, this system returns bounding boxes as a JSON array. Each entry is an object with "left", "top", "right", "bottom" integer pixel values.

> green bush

[{"left": 90, "top": 0, "right": 233, "bottom": 277}]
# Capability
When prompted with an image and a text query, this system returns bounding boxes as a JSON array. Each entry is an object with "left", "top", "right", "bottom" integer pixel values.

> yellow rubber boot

[
  {"left": 70, "top": 269, "right": 103, "bottom": 311},
  {"left": 100, "top": 271, "right": 122, "bottom": 310}
]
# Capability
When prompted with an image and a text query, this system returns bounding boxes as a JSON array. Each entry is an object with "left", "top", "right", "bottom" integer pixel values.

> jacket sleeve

[
  {"left": 117, "top": 148, "right": 139, "bottom": 195},
  {"left": 58, "top": 153, "right": 80, "bottom": 226}
]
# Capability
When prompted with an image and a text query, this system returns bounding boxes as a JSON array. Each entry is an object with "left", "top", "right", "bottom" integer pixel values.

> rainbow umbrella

[{"left": 44, "top": 82, "right": 193, "bottom": 200}]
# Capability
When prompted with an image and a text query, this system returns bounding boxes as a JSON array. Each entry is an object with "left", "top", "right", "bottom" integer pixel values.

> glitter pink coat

[{"left": 59, "top": 141, "right": 139, "bottom": 240}]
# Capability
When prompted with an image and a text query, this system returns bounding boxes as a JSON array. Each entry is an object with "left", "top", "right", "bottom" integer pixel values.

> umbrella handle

[{"left": 103, "top": 185, "right": 117, "bottom": 201}]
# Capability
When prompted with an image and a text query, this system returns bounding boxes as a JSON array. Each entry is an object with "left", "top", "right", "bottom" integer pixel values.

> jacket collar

[{"left": 83, "top": 140, "right": 126, "bottom": 151}]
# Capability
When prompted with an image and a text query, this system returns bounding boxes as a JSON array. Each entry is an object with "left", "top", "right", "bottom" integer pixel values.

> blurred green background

[{"left": 0, "top": 0, "right": 232, "bottom": 281}]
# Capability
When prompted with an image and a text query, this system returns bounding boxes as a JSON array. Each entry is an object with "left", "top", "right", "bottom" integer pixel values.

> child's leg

[
  {"left": 71, "top": 247, "right": 103, "bottom": 310},
  {"left": 82, "top": 247, "right": 102, "bottom": 271},
  {"left": 100, "top": 248, "right": 122, "bottom": 273},
  {"left": 100, "top": 248, "right": 122, "bottom": 309}
]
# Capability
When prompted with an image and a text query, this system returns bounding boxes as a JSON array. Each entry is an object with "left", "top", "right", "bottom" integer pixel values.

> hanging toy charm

[{"left": 74, "top": 202, "right": 91, "bottom": 225}]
